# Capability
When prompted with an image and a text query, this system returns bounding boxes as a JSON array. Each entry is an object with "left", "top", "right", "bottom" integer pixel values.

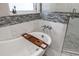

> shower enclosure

[{"left": 62, "top": 16, "right": 79, "bottom": 55}]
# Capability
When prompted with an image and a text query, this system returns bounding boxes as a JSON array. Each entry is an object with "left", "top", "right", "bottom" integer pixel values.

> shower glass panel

[{"left": 63, "top": 17, "right": 79, "bottom": 54}]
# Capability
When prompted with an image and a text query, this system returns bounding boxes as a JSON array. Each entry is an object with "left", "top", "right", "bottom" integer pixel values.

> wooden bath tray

[{"left": 22, "top": 33, "right": 48, "bottom": 49}]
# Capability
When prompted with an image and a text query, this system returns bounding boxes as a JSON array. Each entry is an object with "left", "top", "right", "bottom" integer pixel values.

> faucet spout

[
  {"left": 72, "top": 8, "right": 76, "bottom": 14},
  {"left": 71, "top": 8, "right": 77, "bottom": 19}
]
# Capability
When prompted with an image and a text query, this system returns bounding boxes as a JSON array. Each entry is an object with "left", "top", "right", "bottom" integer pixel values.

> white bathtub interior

[
  {"left": 0, "top": 19, "right": 67, "bottom": 56},
  {"left": 0, "top": 37, "right": 44, "bottom": 56}
]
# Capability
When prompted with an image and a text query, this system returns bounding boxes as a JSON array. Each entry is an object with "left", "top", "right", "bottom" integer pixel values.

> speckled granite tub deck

[{"left": 0, "top": 12, "right": 70, "bottom": 28}]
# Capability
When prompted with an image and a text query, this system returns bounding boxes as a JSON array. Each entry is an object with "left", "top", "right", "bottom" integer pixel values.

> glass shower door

[{"left": 63, "top": 17, "right": 79, "bottom": 54}]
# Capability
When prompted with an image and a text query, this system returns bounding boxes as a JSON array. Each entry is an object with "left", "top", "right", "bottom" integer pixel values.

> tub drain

[{"left": 36, "top": 48, "right": 39, "bottom": 51}]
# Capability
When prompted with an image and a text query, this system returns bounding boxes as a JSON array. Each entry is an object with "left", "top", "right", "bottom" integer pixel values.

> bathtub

[{"left": 0, "top": 19, "right": 66, "bottom": 56}]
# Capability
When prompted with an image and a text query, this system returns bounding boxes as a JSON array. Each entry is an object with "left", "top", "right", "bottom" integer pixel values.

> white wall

[
  {"left": 0, "top": 3, "right": 10, "bottom": 17},
  {"left": 55, "top": 3, "right": 79, "bottom": 12},
  {"left": 42, "top": 3, "right": 56, "bottom": 12},
  {"left": 42, "top": 3, "right": 79, "bottom": 12}
]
